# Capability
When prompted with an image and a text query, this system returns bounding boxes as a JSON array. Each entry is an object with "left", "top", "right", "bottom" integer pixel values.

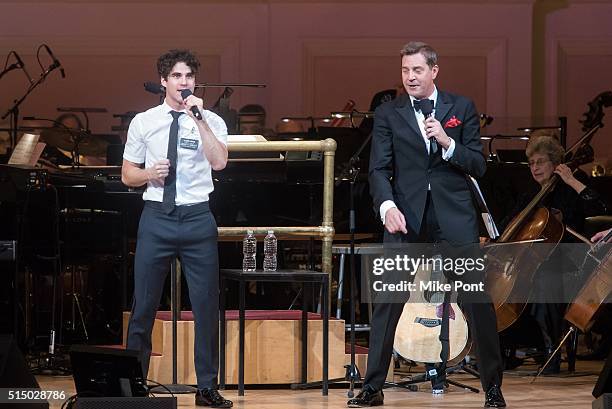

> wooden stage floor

[{"left": 37, "top": 359, "right": 603, "bottom": 408}]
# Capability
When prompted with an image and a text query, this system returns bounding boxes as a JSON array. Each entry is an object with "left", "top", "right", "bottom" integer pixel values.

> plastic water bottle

[
  {"left": 263, "top": 230, "right": 277, "bottom": 272},
  {"left": 242, "top": 230, "right": 256, "bottom": 271}
]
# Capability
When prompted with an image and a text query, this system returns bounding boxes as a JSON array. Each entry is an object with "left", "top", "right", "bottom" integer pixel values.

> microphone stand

[
  {"left": 3, "top": 63, "right": 66, "bottom": 374},
  {"left": 0, "top": 63, "right": 21, "bottom": 81},
  {"left": 1, "top": 62, "right": 61, "bottom": 150},
  {"left": 328, "top": 110, "right": 374, "bottom": 397},
  {"left": 344, "top": 123, "right": 373, "bottom": 397},
  {"left": 294, "top": 111, "right": 373, "bottom": 395}
]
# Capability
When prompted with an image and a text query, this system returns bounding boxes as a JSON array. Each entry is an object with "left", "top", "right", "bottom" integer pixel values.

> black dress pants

[
  {"left": 126, "top": 201, "right": 220, "bottom": 389},
  {"left": 363, "top": 193, "right": 503, "bottom": 391}
]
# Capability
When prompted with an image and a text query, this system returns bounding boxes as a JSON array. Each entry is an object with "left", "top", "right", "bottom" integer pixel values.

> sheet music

[
  {"left": 29, "top": 142, "right": 46, "bottom": 166},
  {"left": 468, "top": 176, "right": 500, "bottom": 239},
  {"left": 8, "top": 133, "right": 39, "bottom": 165}
]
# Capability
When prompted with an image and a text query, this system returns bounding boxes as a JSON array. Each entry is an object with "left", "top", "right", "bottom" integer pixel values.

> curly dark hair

[{"left": 157, "top": 49, "right": 200, "bottom": 79}]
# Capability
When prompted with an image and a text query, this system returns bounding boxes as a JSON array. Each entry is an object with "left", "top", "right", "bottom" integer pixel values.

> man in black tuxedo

[{"left": 347, "top": 42, "right": 505, "bottom": 408}]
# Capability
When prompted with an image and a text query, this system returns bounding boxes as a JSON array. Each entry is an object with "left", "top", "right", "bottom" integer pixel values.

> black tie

[
  {"left": 413, "top": 99, "right": 423, "bottom": 112},
  {"left": 162, "top": 111, "right": 183, "bottom": 213},
  {"left": 413, "top": 98, "right": 433, "bottom": 113}
]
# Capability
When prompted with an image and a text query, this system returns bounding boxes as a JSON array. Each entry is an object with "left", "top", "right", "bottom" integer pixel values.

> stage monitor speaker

[
  {"left": 0, "top": 334, "right": 49, "bottom": 409},
  {"left": 75, "top": 396, "right": 176, "bottom": 409},
  {"left": 594, "top": 348, "right": 612, "bottom": 398},
  {"left": 69, "top": 345, "right": 147, "bottom": 398}
]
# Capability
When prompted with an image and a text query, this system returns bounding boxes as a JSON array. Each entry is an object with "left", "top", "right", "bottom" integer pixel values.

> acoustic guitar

[{"left": 393, "top": 259, "right": 470, "bottom": 364}]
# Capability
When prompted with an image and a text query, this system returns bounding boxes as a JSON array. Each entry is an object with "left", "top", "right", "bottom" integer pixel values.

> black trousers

[
  {"left": 363, "top": 193, "right": 503, "bottom": 391},
  {"left": 126, "top": 201, "right": 220, "bottom": 389}
]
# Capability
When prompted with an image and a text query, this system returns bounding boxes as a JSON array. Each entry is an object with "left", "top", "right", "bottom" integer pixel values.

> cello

[
  {"left": 485, "top": 93, "right": 610, "bottom": 331},
  {"left": 564, "top": 228, "right": 612, "bottom": 333},
  {"left": 564, "top": 91, "right": 612, "bottom": 334},
  {"left": 532, "top": 229, "right": 612, "bottom": 378}
]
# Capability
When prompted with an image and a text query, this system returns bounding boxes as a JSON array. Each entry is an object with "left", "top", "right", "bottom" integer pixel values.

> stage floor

[{"left": 37, "top": 360, "right": 603, "bottom": 408}]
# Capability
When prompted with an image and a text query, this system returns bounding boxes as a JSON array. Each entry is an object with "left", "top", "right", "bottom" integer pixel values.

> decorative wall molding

[
  {"left": 302, "top": 37, "right": 508, "bottom": 116},
  {"left": 548, "top": 37, "right": 612, "bottom": 116}
]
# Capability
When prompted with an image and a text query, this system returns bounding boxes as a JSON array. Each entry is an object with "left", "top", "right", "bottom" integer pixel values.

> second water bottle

[{"left": 263, "top": 230, "right": 277, "bottom": 272}]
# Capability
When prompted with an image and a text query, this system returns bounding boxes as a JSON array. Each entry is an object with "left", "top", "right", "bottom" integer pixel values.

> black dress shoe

[
  {"left": 195, "top": 388, "right": 233, "bottom": 408},
  {"left": 484, "top": 385, "right": 506, "bottom": 408},
  {"left": 347, "top": 384, "right": 384, "bottom": 407}
]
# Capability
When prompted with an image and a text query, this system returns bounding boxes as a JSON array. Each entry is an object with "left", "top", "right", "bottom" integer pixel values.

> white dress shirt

[{"left": 123, "top": 101, "right": 228, "bottom": 205}]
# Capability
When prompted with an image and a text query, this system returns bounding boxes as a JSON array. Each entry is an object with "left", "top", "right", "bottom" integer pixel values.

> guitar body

[{"left": 393, "top": 265, "right": 471, "bottom": 364}]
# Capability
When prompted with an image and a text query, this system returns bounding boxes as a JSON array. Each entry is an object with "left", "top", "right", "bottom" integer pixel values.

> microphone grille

[
  {"left": 422, "top": 99, "right": 434, "bottom": 116},
  {"left": 180, "top": 89, "right": 193, "bottom": 99}
]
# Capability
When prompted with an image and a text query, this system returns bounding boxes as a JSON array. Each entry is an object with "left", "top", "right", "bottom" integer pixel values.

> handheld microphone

[
  {"left": 11, "top": 51, "right": 33, "bottom": 84},
  {"left": 144, "top": 81, "right": 165, "bottom": 95},
  {"left": 42, "top": 44, "right": 65, "bottom": 78},
  {"left": 420, "top": 99, "right": 436, "bottom": 153},
  {"left": 180, "top": 89, "right": 202, "bottom": 120}
]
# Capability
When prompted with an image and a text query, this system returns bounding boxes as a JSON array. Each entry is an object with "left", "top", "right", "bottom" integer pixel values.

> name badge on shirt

[{"left": 180, "top": 137, "right": 199, "bottom": 150}]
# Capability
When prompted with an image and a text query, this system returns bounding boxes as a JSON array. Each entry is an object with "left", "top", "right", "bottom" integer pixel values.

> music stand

[{"left": 316, "top": 126, "right": 370, "bottom": 174}]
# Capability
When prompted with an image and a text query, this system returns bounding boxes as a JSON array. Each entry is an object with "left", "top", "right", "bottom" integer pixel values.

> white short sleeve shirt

[{"left": 123, "top": 101, "right": 228, "bottom": 204}]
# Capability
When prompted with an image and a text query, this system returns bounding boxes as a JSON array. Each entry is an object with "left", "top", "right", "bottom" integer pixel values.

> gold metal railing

[{"left": 217, "top": 139, "right": 336, "bottom": 290}]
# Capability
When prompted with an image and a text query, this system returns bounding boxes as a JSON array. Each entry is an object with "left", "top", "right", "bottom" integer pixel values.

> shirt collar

[{"left": 162, "top": 100, "right": 187, "bottom": 115}]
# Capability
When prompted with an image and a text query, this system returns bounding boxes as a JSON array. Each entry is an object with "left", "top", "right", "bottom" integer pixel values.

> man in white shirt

[{"left": 122, "top": 49, "right": 232, "bottom": 408}]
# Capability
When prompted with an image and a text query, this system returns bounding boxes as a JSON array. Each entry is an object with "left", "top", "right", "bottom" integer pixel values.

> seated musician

[
  {"left": 40, "top": 113, "right": 106, "bottom": 166},
  {"left": 39, "top": 113, "right": 83, "bottom": 166},
  {"left": 238, "top": 104, "right": 275, "bottom": 138},
  {"left": 499, "top": 132, "right": 609, "bottom": 373}
]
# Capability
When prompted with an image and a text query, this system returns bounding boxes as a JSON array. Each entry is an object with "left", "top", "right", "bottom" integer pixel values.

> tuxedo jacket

[{"left": 368, "top": 91, "right": 486, "bottom": 245}]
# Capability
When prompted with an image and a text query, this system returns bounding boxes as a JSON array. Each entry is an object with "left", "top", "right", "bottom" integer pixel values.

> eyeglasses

[{"left": 528, "top": 159, "right": 551, "bottom": 167}]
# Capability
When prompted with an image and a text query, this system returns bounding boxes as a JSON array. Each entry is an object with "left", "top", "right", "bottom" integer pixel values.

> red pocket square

[{"left": 444, "top": 116, "right": 462, "bottom": 128}]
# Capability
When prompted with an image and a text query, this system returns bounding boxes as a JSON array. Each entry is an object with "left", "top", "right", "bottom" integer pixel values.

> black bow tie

[{"left": 413, "top": 98, "right": 434, "bottom": 113}]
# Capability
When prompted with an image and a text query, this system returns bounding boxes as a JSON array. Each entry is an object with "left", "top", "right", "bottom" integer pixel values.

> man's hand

[
  {"left": 424, "top": 117, "right": 452, "bottom": 150},
  {"left": 147, "top": 159, "right": 170, "bottom": 183},
  {"left": 183, "top": 93, "right": 204, "bottom": 121},
  {"left": 385, "top": 207, "right": 408, "bottom": 234}
]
